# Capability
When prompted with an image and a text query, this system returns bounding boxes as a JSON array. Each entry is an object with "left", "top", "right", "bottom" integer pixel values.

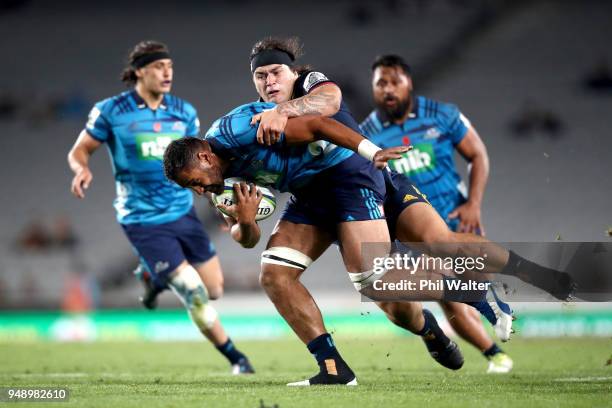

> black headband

[
  {"left": 250, "top": 49, "right": 294, "bottom": 73},
  {"left": 132, "top": 51, "right": 171, "bottom": 69}
]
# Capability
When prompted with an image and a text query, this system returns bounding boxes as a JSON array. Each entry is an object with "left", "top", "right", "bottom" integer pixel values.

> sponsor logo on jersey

[
  {"left": 423, "top": 127, "right": 441, "bottom": 139},
  {"left": 136, "top": 133, "right": 182, "bottom": 160},
  {"left": 308, "top": 140, "right": 338, "bottom": 157},
  {"left": 172, "top": 121, "right": 186, "bottom": 131},
  {"left": 389, "top": 143, "right": 436, "bottom": 175},
  {"left": 303, "top": 72, "right": 330, "bottom": 93},
  {"left": 253, "top": 170, "right": 281, "bottom": 185},
  {"left": 153, "top": 122, "right": 162, "bottom": 132}
]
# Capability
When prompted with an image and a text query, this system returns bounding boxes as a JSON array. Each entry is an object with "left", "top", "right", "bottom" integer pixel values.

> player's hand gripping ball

[{"left": 211, "top": 177, "right": 276, "bottom": 221}]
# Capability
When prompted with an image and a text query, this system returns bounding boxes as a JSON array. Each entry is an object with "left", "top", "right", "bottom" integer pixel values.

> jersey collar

[
  {"left": 375, "top": 95, "right": 419, "bottom": 128},
  {"left": 130, "top": 90, "right": 168, "bottom": 110}
]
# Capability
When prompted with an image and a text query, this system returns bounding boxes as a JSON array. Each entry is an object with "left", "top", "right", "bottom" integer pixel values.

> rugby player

[
  {"left": 67, "top": 40, "right": 254, "bottom": 374},
  {"left": 248, "top": 37, "right": 511, "bottom": 373},
  {"left": 163, "top": 101, "right": 575, "bottom": 386},
  {"left": 360, "top": 54, "right": 512, "bottom": 373},
  {"left": 248, "top": 36, "right": 465, "bottom": 371}
]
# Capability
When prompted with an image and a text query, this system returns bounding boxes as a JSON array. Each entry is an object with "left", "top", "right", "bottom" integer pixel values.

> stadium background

[{"left": 0, "top": 0, "right": 610, "bottom": 344}]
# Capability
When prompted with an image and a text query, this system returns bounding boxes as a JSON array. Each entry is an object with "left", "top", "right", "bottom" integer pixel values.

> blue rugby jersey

[
  {"left": 85, "top": 90, "right": 199, "bottom": 225},
  {"left": 204, "top": 102, "right": 353, "bottom": 192},
  {"left": 360, "top": 95, "right": 471, "bottom": 222}
]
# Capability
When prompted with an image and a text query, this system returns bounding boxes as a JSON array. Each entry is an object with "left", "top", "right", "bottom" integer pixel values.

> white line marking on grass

[
  {"left": 553, "top": 376, "right": 612, "bottom": 382},
  {"left": 7, "top": 373, "right": 88, "bottom": 378}
]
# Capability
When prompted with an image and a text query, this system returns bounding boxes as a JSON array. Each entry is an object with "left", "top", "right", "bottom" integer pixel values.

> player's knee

[
  {"left": 169, "top": 264, "right": 210, "bottom": 308},
  {"left": 207, "top": 284, "right": 223, "bottom": 300},
  {"left": 206, "top": 274, "right": 224, "bottom": 300},
  {"left": 259, "top": 265, "right": 297, "bottom": 291},
  {"left": 259, "top": 247, "right": 311, "bottom": 290}
]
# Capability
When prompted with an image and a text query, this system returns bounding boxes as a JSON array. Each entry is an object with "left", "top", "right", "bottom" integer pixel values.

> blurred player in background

[
  {"left": 247, "top": 37, "right": 511, "bottom": 373},
  {"left": 360, "top": 54, "right": 512, "bottom": 373},
  {"left": 67, "top": 40, "right": 254, "bottom": 374}
]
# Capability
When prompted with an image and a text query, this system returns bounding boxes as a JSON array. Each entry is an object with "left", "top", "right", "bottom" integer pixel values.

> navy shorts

[
  {"left": 121, "top": 207, "right": 216, "bottom": 290},
  {"left": 383, "top": 170, "right": 431, "bottom": 240},
  {"left": 281, "top": 154, "right": 386, "bottom": 232}
]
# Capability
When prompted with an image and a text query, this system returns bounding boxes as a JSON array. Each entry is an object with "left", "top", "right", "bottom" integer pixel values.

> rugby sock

[
  {"left": 501, "top": 251, "right": 574, "bottom": 300},
  {"left": 418, "top": 309, "right": 464, "bottom": 370},
  {"left": 417, "top": 309, "right": 450, "bottom": 347},
  {"left": 483, "top": 343, "right": 503, "bottom": 358},
  {"left": 306, "top": 333, "right": 355, "bottom": 384},
  {"left": 307, "top": 333, "right": 341, "bottom": 363},
  {"left": 216, "top": 338, "right": 245, "bottom": 365}
]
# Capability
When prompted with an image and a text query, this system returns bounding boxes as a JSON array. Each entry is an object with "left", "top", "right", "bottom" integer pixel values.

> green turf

[{"left": 0, "top": 338, "right": 610, "bottom": 407}]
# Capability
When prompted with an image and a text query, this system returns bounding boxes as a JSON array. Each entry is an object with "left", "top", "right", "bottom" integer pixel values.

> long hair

[{"left": 120, "top": 40, "right": 169, "bottom": 86}]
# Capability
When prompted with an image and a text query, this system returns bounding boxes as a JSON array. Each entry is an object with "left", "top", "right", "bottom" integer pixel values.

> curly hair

[{"left": 249, "top": 36, "right": 310, "bottom": 74}]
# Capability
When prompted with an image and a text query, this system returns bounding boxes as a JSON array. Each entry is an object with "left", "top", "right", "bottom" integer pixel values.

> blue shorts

[
  {"left": 281, "top": 154, "right": 386, "bottom": 231},
  {"left": 121, "top": 207, "right": 216, "bottom": 291},
  {"left": 383, "top": 170, "right": 431, "bottom": 240}
]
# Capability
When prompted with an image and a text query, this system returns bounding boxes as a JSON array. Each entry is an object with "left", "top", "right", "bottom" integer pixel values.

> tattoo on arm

[{"left": 276, "top": 91, "right": 338, "bottom": 117}]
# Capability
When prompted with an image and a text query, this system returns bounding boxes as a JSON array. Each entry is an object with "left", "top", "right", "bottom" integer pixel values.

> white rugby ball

[{"left": 211, "top": 177, "right": 276, "bottom": 221}]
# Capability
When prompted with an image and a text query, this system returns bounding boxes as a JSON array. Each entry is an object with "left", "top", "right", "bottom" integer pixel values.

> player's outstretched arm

[
  {"left": 252, "top": 84, "right": 342, "bottom": 145},
  {"left": 217, "top": 182, "right": 262, "bottom": 248},
  {"left": 283, "top": 115, "right": 411, "bottom": 168},
  {"left": 67, "top": 130, "right": 102, "bottom": 199}
]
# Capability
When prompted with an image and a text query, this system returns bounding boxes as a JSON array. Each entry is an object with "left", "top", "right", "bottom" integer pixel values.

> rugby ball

[{"left": 211, "top": 177, "right": 276, "bottom": 221}]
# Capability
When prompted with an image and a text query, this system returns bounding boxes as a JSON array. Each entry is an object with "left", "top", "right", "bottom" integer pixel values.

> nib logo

[
  {"left": 389, "top": 143, "right": 435, "bottom": 175},
  {"left": 137, "top": 134, "right": 181, "bottom": 160}
]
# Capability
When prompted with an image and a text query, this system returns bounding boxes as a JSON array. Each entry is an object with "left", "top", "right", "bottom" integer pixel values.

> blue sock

[
  {"left": 216, "top": 338, "right": 245, "bottom": 365},
  {"left": 307, "top": 333, "right": 339, "bottom": 364},
  {"left": 483, "top": 343, "right": 503, "bottom": 358}
]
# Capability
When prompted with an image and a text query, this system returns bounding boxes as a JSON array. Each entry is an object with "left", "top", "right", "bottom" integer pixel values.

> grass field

[{"left": 1, "top": 337, "right": 611, "bottom": 407}]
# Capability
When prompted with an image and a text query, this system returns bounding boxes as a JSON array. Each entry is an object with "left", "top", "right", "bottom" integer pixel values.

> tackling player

[
  {"left": 67, "top": 40, "right": 254, "bottom": 374},
  {"left": 360, "top": 54, "right": 512, "bottom": 373},
  {"left": 248, "top": 37, "right": 464, "bottom": 372},
  {"left": 248, "top": 37, "right": 509, "bottom": 373}
]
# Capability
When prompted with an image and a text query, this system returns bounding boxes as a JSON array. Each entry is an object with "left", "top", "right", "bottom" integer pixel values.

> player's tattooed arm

[
  {"left": 251, "top": 84, "right": 342, "bottom": 146},
  {"left": 276, "top": 84, "right": 341, "bottom": 117}
]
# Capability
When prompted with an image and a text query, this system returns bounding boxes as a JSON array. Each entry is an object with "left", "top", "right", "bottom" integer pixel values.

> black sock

[
  {"left": 307, "top": 333, "right": 340, "bottom": 364},
  {"left": 417, "top": 309, "right": 450, "bottom": 347},
  {"left": 483, "top": 343, "right": 503, "bottom": 358},
  {"left": 501, "top": 250, "right": 574, "bottom": 299},
  {"left": 306, "top": 333, "right": 355, "bottom": 383},
  {"left": 216, "top": 338, "right": 245, "bottom": 365}
]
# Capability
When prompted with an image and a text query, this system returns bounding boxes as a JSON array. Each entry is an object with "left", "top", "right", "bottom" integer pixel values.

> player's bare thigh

[
  {"left": 267, "top": 220, "right": 334, "bottom": 263},
  {"left": 336, "top": 219, "right": 391, "bottom": 273}
]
